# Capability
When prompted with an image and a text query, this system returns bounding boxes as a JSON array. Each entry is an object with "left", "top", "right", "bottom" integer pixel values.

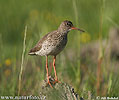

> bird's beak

[{"left": 71, "top": 27, "right": 85, "bottom": 32}]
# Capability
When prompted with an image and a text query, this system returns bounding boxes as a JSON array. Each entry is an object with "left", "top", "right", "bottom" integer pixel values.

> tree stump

[{"left": 39, "top": 76, "right": 83, "bottom": 100}]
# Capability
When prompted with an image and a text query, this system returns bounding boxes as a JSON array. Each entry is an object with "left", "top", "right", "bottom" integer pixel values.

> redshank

[{"left": 29, "top": 20, "right": 84, "bottom": 87}]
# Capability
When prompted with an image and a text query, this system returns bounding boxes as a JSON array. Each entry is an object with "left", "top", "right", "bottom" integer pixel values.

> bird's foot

[
  {"left": 47, "top": 81, "right": 53, "bottom": 88},
  {"left": 53, "top": 79, "right": 61, "bottom": 84}
]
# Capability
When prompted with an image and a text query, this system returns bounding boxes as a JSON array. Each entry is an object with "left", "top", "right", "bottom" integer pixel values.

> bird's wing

[{"left": 29, "top": 30, "right": 57, "bottom": 55}]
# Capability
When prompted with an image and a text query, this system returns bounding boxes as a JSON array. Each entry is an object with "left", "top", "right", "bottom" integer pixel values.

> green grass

[{"left": 0, "top": 0, "right": 119, "bottom": 99}]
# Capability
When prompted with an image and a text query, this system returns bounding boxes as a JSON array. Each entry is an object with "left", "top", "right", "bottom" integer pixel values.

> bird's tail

[
  {"left": 28, "top": 48, "right": 36, "bottom": 55},
  {"left": 28, "top": 52, "right": 36, "bottom": 55}
]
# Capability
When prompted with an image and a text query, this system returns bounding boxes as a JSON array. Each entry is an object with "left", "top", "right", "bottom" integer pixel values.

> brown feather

[{"left": 28, "top": 30, "right": 57, "bottom": 55}]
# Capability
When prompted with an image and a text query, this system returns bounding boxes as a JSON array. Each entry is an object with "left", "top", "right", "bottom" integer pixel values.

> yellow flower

[
  {"left": 4, "top": 69, "right": 11, "bottom": 77},
  {"left": 5, "top": 59, "right": 11, "bottom": 67},
  {"left": 80, "top": 32, "right": 91, "bottom": 43}
]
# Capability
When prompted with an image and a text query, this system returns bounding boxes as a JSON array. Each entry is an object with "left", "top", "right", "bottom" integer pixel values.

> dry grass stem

[{"left": 18, "top": 25, "right": 27, "bottom": 96}]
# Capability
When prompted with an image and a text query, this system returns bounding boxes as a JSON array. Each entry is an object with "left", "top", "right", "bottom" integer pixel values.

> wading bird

[{"left": 29, "top": 20, "right": 84, "bottom": 87}]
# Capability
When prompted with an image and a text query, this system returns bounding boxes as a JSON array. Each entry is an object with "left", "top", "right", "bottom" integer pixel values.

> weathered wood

[{"left": 39, "top": 76, "right": 83, "bottom": 100}]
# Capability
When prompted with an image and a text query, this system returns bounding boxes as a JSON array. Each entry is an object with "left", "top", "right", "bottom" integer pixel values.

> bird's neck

[{"left": 57, "top": 28, "right": 69, "bottom": 36}]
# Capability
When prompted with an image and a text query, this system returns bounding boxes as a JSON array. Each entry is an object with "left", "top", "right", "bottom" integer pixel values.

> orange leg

[
  {"left": 49, "top": 62, "right": 52, "bottom": 76},
  {"left": 53, "top": 56, "right": 60, "bottom": 83},
  {"left": 46, "top": 56, "right": 53, "bottom": 88}
]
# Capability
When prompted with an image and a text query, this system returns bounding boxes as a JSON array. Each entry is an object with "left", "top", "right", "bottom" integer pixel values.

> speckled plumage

[{"left": 29, "top": 20, "right": 73, "bottom": 56}]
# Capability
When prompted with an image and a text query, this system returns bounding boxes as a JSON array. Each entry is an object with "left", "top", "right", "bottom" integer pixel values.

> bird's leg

[
  {"left": 49, "top": 62, "right": 52, "bottom": 76},
  {"left": 53, "top": 56, "right": 61, "bottom": 84},
  {"left": 46, "top": 56, "right": 53, "bottom": 88}
]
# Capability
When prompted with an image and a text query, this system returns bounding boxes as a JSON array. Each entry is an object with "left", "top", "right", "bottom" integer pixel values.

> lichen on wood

[{"left": 39, "top": 76, "right": 83, "bottom": 100}]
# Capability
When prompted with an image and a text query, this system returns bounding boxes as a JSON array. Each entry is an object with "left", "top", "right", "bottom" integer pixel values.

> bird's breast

[
  {"left": 48, "top": 34, "right": 68, "bottom": 55},
  {"left": 36, "top": 34, "right": 68, "bottom": 56}
]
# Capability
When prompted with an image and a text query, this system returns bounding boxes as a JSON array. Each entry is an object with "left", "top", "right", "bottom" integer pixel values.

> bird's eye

[{"left": 66, "top": 22, "right": 71, "bottom": 26}]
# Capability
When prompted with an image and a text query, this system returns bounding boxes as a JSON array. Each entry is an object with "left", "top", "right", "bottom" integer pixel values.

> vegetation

[{"left": 0, "top": 0, "right": 119, "bottom": 99}]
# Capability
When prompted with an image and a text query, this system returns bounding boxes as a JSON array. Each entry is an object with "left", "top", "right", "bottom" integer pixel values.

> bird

[{"left": 29, "top": 20, "right": 84, "bottom": 88}]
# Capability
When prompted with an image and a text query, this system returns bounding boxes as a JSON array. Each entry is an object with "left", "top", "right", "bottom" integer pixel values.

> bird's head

[{"left": 58, "top": 20, "right": 85, "bottom": 33}]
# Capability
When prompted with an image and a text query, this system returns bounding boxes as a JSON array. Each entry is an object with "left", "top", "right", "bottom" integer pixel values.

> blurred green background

[{"left": 0, "top": 0, "right": 119, "bottom": 99}]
